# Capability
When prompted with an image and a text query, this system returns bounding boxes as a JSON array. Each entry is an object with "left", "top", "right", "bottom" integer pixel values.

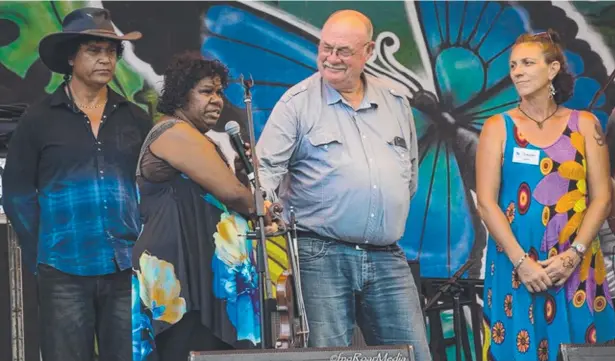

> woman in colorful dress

[
  {"left": 131, "top": 52, "right": 272, "bottom": 361},
  {"left": 477, "top": 30, "right": 615, "bottom": 361}
]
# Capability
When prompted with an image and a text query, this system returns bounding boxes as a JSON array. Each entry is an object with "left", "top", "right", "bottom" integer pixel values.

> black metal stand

[
  {"left": 240, "top": 74, "right": 274, "bottom": 349},
  {"left": 452, "top": 285, "right": 463, "bottom": 361},
  {"left": 423, "top": 260, "right": 475, "bottom": 361}
]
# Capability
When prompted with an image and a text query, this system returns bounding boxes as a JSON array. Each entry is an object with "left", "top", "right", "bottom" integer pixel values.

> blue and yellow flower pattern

[
  {"left": 136, "top": 253, "right": 187, "bottom": 324},
  {"left": 132, "top": 253, "right": 187, "bottom": 360},
  {"left": 211, "top": 212, "right": 260, "bottom": 345},
  {"left": 132, "top": 273, "right": 154, "bottom": 361}
]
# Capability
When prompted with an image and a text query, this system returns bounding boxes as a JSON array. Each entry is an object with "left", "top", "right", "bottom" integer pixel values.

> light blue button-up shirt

[{"left": 256, "top": 72, "right": 418, "bottom": 246}]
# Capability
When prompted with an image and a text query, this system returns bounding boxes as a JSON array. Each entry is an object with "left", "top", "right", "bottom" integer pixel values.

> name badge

[{"left": 512, "top": 147, "right": 540, "bottom": 165}]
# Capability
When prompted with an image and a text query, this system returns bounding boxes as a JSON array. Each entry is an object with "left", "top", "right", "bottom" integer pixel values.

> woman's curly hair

[
  {"left": 157, "top": 51, "right": 230, "bottom": 115},
  {"left": 514, "top": 29, "right": 574, "bottom": 105}
]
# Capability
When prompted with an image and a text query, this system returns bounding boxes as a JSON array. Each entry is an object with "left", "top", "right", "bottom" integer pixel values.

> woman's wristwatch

[{"left": 570, "top": 243, "right": 586, "bottom": 260}]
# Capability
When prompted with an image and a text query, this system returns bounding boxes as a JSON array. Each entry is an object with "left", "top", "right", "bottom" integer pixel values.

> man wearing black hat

[{"left": 2, "top": 7, "right": 152, "bottom": 361}]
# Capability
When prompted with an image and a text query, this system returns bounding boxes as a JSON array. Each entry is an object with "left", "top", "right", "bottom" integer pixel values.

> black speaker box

[
  {"left": 560, "top": 343, "right": 615, "bottom": 361},
  {"left": 189, "top": 345, "right": 415, "bottom": 361}
]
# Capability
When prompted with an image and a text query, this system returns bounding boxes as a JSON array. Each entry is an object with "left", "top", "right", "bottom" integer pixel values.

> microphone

[{"left": 224, "top": 120, "right": 255, "bottom": 184}]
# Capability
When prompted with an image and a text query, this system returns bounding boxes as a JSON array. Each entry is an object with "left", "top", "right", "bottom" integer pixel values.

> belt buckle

[{"left": 355, "top": 245, "right": 361, "bottom": 251}]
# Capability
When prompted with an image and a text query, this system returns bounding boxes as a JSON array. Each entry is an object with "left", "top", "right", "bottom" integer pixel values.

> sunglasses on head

[{"left": 533, "top": 31, "right": 554, "bottom": 43}]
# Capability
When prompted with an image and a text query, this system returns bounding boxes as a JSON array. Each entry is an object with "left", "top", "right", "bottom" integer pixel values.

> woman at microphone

[{"left": 131, "top": 51, "right": 274, "bottom": 361}]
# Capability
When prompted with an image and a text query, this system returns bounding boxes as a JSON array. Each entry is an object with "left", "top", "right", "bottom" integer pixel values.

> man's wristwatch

[{"left": 570, "top": 243, "right": 586, "bottom": 259}]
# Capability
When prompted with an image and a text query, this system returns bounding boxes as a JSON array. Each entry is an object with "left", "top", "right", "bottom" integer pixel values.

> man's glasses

[{"left": 318, "top": 41, "right": 370, "bottom": 58}]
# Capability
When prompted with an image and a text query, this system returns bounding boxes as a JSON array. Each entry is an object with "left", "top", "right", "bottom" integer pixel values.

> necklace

[
  {"left": 517, "top": 105, "right": 559, "bottom": 129},
  {"left": 67, "top": 83, "right": 107, "bottom": 110},
  {"left": 76, "top": 102, "right": 106, "bottom": 109}
]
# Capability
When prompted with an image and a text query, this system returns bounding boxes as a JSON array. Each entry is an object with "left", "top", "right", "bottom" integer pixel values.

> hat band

[{"left": 81, "top": 29, "right": 120, "bottom": 37}]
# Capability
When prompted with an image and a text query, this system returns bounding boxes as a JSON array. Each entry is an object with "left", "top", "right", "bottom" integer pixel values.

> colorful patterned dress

[
  {"left": 482, "top": 110, "right": 615, "bottom": 361},
  {"left": 131, "top": 119, "right": 261, "bottom": 361}
]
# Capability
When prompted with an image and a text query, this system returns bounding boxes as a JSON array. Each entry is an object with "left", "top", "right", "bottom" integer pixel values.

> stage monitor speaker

[
  {"left": 560, "top": 343, "right": 615, "bottom": 361},
  {"left": 189, "top": 345, "right": 415, "bottom": 361}
]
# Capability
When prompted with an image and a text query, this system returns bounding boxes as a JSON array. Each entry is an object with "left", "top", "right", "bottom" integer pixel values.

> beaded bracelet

[{"left": 512, "top": 253, "right": 528, "bottom": 273}]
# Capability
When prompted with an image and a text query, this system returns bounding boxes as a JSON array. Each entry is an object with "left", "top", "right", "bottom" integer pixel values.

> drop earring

[{"left": 549, "top": 83, "right": 556, "bottom": 98}]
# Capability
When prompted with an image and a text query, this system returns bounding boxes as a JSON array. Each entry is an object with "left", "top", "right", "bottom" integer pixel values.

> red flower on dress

[
  {"left": 504, "top": 294, "right": 513, "bottom": 318},
  {"left": 541, "top": 206, "right": 551, "bottom": 226},
  {"left": 514, "top": 126, "right": 528, "bottom": 147},
  {"left": 538, "top": 339, "right": 549, "bottom": 361},
  {"left": 516, "top": 330, "right": 530, "bottom": 353},
  {"left": 573, "top": 290, "right": 586, "bottom": 308},
  {"left": 528, "top": 247, "right": 538, "bottom": 262},
  {"left": 492, "top": 322, "right": 505, "bottom": 344},
  {"left": 517, "top": 183, "right": 531, "bottom": 215},
  {"left": 506, "top": 202, "right": 515, "bottom": 223},
  {"left": 595, "top": 296, "right": 607, "bottom": 312},
  {"left": 540, "top": 157, "right": 553, "bottom": 175},
  {"left": 544, "top": 293, "right": 556, "bottom": 324},
  {"left": 585, "top": 324, "right": 597, "bottom": 344}
]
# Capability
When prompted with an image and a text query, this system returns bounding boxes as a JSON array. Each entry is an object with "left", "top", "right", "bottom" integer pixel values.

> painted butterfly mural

[
  {"left": 1, "top": 1, "right": 614, "bottom": 360},
  {"left": 198, "top": 0, "right": 615, "bottom": 280},
  {"left": 1, "top": 0, "right": 614, "bottom": 283}
]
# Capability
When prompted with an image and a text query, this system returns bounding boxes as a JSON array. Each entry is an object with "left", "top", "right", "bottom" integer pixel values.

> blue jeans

[
  {"left": 37, "top": 264, "right": 131, "bottom": 361},
  {"left": 298, "top": 237, "right": 432, "bottom": 361}
]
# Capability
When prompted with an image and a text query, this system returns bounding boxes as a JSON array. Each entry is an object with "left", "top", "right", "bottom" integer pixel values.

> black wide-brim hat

[{"left": 38, "top": 7, "right": 142, "bottom": 75}]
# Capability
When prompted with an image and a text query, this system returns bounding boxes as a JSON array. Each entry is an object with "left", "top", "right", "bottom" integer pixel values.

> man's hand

[{"left": 264, "top": 201, "right": 285, "bottom": 235}]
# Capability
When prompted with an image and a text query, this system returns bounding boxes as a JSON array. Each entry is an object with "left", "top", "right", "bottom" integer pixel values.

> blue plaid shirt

[{"left": 2, "top": 85, "right": 152, "bottom": 276}]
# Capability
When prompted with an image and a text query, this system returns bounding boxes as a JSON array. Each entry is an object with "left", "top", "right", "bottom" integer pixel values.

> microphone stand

[
  {"left": 423, "top": 259, "right": 475, "bottom": 361},
  {"left": 240, "top": 74, "right": 274, "bottom": 349}
]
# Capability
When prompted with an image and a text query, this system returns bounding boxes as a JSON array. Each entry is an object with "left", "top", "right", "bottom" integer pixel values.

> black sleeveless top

[{"left": 131, "top": 119, "right": 262, "bottom": 359}]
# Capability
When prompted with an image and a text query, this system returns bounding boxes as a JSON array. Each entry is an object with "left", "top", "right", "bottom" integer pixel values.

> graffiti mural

[{"left": 1, "top": 0, "right": 615, "bottom": 359}]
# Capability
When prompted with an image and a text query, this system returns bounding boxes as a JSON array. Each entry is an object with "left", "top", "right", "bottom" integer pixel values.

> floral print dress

[
  {"left": 482, "top": 111, "right": 615, "bottom": 361},
  {"left": 131, "top": 119, "right": 261, "bottom": 361}
]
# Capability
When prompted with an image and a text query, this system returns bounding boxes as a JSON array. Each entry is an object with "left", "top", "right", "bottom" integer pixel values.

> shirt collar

[
  {"left": 50, "top": 83, "right": 128, "bottom": 108},
  {"left": 323, "top": 73, "right": 378, "bottom": 110}
]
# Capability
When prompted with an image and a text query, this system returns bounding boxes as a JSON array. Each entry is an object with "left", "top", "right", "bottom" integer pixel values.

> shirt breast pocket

[
  {"left": 118, "top": 127, "right": 143, "bottom": 156},
  {"left": 307, "top": 131, "right": 350, "bottom": 168},
  {"left": 386, "top": 139, "right": 411, "bottom": 183}
]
